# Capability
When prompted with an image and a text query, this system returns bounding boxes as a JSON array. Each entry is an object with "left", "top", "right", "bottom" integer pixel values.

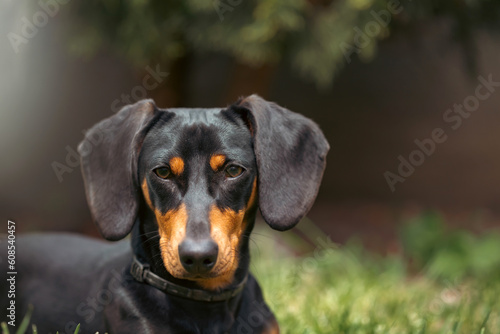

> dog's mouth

[
  {"left": 166, "top": 257, "right": 234, "bottom": 279},
  {"left": 182, "top": 272, "right": 218, "bottom": 280},
  {"left": 164, "top": 268, "right": 237, "bottom": 291},
  {"left": 160, "top": 247, "right": 238, "bottom": 290}
]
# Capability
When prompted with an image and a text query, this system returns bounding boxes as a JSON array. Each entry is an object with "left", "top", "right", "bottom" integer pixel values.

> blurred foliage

[
  {"left": 63, "top": 0, "right": 500, "bottom": 87},
  {"left": 400, "top": 212, "right": 500, "bottom": 283}
]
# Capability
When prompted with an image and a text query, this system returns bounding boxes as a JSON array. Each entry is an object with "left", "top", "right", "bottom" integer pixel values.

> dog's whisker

[
  {"left": 142, "top": 235, "right": 161, "bottom": 244},
  {"left": 137, "top": 229, "right": 160, "bottom": 236}
]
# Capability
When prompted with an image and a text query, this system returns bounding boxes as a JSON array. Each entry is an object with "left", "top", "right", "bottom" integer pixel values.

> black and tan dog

[{"left": 1, "top": 95, "right": 328, "bottom": 333}]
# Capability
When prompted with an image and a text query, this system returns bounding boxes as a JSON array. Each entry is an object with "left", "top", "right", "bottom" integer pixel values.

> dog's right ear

[{"left": 78, "top": 100, "right": 159, "bottom": 241}]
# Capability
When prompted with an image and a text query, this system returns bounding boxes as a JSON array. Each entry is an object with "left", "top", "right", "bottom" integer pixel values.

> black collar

[{"left": 130, "top": 256, "right": 248, "bottom": 302}]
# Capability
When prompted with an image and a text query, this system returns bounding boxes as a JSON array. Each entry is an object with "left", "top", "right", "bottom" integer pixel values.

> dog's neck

[
  {"left": 130, "top": 216, "right": 252, "bottom": 331},
  {"left": 130, "top": 209, "right": 254, "bottom": 293}
]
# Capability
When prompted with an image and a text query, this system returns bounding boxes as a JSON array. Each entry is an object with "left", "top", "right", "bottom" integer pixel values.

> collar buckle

[{"left": 130, "top": 256, "right": 149, "bottom": 283}]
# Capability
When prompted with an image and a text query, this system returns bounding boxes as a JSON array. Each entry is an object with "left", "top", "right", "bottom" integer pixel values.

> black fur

[{"left": 0, "top": 95, "right": 328, "bottom": 333}]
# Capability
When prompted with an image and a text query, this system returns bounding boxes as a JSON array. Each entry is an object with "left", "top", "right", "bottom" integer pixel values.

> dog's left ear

[
  {"left": 78, "top": 100, "right": 159, "bottom": 241},
  {"left": 233, "top": 95, "right": 329, "bottom": 231}
]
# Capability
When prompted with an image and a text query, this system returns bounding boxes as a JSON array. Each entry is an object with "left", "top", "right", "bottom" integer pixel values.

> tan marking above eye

[
  {"left": 169, "top": 157, "right": 184, "bottom": 176},
  {"left": 210, "top": 154, "right": 226, "bottom": 171}
]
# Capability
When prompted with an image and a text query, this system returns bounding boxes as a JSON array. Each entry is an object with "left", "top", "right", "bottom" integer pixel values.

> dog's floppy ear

[
  {"left": 78, "top": 99, "right": 159, "bottom": 241},
  {"left": 234, "top": 95, "right": 329, "bottom": 231}
]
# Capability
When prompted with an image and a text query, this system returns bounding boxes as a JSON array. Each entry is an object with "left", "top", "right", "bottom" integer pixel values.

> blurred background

[{"left": 1, "top": 0, "right": 500, "bottom": 255}]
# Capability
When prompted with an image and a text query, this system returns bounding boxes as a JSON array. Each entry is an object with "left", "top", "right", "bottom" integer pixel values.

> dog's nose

[{"left": 178, "top": 238, "right": 218, "bottom": 275}]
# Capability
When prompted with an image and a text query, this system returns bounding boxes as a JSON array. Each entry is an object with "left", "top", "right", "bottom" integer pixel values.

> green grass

[
  {"left": 1, "top": 308, "right": 80, "bottom": 334},
  {"left": 4, "top": 213, "right": 499, "bottom": 333},
  {"left": 249, "top": 214, "right": 500, "bottom": 334}
]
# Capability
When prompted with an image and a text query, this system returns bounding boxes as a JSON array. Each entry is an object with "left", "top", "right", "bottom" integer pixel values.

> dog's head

[{"left": 79, "top": 95, "right": 329, "bottom": 289}]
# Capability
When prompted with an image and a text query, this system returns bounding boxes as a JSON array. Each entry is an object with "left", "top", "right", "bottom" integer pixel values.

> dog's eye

[
  {"left": 154, "top": 167, "right": 171, "bottom": 179},
  {"left": 225, "top": 165, "right": 243, "bottom": 178}
]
